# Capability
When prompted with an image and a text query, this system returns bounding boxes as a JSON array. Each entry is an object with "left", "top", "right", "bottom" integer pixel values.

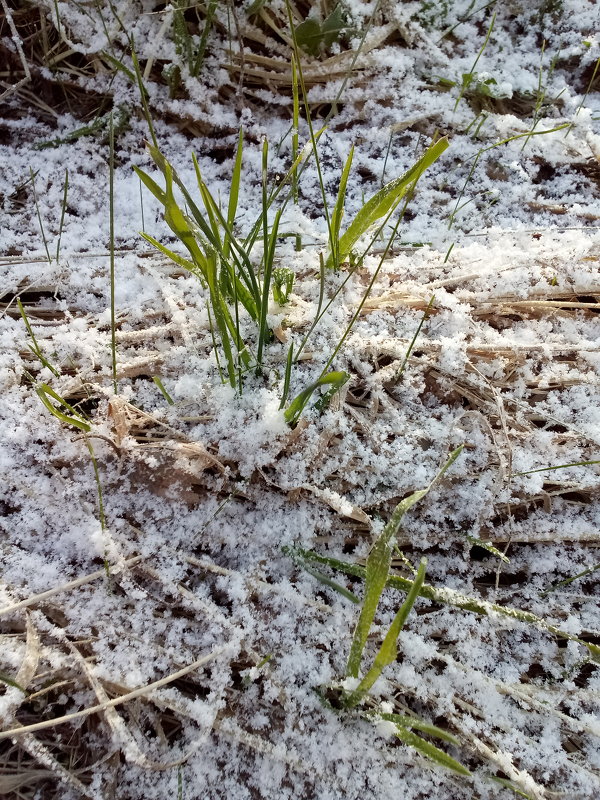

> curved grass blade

[
  {"left": 17, "top": 299, "right": 60, "bottom": 378},
  {"left": 140, "top": 232, "right": 203, "bottom": 278},
  {"left": 35, "top": 384, "right": 90, "bottom": 432},
  {"left": 257, "top": 207, "right": 283, "bottom": 370},
  {"left": 286, "top": 544, "right": 359, "bottom": 603},
  {"left": 284, "top": 370, "right": 349, "bottom": 427},
  {"left": 224, "top": 128, "right": 244, "bottom": 260},
  {"left": 490, "top": 776, "right": 534, "bottom": 798},
  {"left": 514, "top": 459, "right": 600, "bottom": 476},
  {"left": 330, "top": 145, "right": 354, "bottom": 269},
  {"left": 328, "top": 137, "right": 449, "bottom": 269},
  {"left": 152, "top": 376, "right": 174, "bottom": 405},
  {"left": 0, "top": 673, "right": 26, "bottom": 692}
]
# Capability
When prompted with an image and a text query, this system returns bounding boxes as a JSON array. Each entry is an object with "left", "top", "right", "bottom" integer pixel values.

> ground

[{"left": 1, "top": 2, "right": 600, "bottom": 799}]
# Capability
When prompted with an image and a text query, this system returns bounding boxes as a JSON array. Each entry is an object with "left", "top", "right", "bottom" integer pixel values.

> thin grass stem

[
  {"left": 394, "top": 296, "right": 435, "bottom": 382},
  {"left": 152, "top": 376, "right": 174, "bottom": 405},
  {"left": 453, "top": 12, "right": 496, "bottom": 111},
  {"left": 109, "top": 112, "right": 118, "bottom": 394},
  {"left": 55, "top": 168, "right": 69, "bottom": 263},
  {"left": 29, "top": 168, "right": 52, "bottom": 264}
]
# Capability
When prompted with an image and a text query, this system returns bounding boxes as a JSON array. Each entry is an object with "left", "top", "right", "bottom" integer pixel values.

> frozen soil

[{"left": 1, "top": 2, "right": 600, "bottom": 799}]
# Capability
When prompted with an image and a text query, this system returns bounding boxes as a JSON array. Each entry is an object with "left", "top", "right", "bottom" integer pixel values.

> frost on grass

[{"left": 1, "top": 1, "right": 600, "bottom": 799}]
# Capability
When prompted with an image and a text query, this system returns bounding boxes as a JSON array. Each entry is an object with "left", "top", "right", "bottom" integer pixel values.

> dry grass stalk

[{"left": 0, "top": 647, "right": 226, "bottom": 742}]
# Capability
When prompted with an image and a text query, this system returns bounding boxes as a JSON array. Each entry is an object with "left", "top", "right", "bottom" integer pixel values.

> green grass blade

[
  {"left": 372, "top": 712, "right": 460, "bottom": 745},
  {"left": 466, "top": 535, "right": 509, "bottom": 563},
  {"left": 0, "top": 673, "right": 26, "bottom": 693},
  {"left": 193, "top": 153, "right": 222, "bottom": 243},
  {"left": 204, "top": 253, "right": 237, "bottom": 387},
  {"left": 257, "top": 207, "right": 283, "bottom": 370},
  {"left": 284, "top": 370, "right": 349, "bottom": 427},
  {"left": 514, "top": 459, "right": 600, "bottom": 476},
  {"left": 17, "top": 299, "right": 60, "bottom": 378},
  {"left": 191, "top": 0, "right": 218, "bottom": 77},
  {"left": 35, "top": 384, "right": 90, "bottom": 432},
  {"left": 132, "top": 165, "right": 167, "bottom": 204},
  {"left": 285, "top": 1, "right": 335, "bottom": 260},
  {"left": 330, "top": 145, "right": 354, "bottom": 269},
  {"left": 279, "top": 343, "right": 294, "bottom": 410},
  {"left": 345, "top": 559, "right": 427, "bottom": 705},
  {"left": 330, "top": 137, "right": 449, "bottom": 268},
  {"left": 141, "top": 158, "right": 212, "bottom": 278},
  {"left": 29, "top": 168, "right": 52, "bottom": 264},
  {"left": 394, "top": 296, "right": 435, "bottom": 381},
  {"left": 152, "top": 376, "right": 174, "bottom": 405},
  {"left": 224, "top": 128, "right": 244, "bottom": 260},
  {"left": 394, "top": 725, "right": 471, "bottom": 776},
  {"left": 102, "top": 50, "right": 141, "bottom": 90},
  {"left": 130, "top": 42, "right": 158, "bottom": 147},
  {"left": 490, "top": 776, "right": 534, "bottom": 798},
  {"left": 541, "top": 562, "right": 600, "bottom": 596},
  {"left": 55, "top": 168, "right": 69, "bottom": 263},
  {"left": 140, "top": 232, "right": 204, "bottom": 278},
  {"left": 289, "top": 547, "right": 360, "bottom": 604}
]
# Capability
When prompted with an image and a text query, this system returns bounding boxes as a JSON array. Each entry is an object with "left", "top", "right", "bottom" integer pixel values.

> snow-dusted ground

[{"left": 1, "top": 2, "right": 599, "bottom": 798}]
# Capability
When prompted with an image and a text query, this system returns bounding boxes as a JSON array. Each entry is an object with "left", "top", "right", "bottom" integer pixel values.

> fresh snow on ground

[{"left": 1, "top": 1, "right": 599, "bottom": 799}]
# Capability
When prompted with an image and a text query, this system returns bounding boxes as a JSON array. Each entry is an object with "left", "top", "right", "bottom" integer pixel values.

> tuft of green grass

[
  {"left": 292, "top": 547, "right": 600, "bottom": 662},
  {"left": 135, "top": 115, "right": 446, "bottom": 423},
  {"left": 293, "top": 445, "right": 472, "bottom": 776}
]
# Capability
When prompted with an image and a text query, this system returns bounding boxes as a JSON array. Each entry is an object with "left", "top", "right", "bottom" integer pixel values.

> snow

[{"left": 1, "top": 0, "right": 600, "bottom": 798}]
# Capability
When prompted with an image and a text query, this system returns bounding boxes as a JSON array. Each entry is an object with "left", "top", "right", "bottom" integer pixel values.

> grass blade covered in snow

[{"left": 292, "top": 548, "right": 600, "bottom": 661}]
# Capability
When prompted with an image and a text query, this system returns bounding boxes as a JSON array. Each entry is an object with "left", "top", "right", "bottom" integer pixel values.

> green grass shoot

[
  {"left": 29, "top": 167, "right": 51, "bottom": 263},
  {"left": 325, "top": 137, "right": 449, "bottom": 269},
  {"left": 344, "top": 559, "right": 427, "bottom": 706},
  {"left": 453, "top": 11, "right": 496, "bottom": 111},
  {"left": 109, "top": 112, "right": 117, "bottom": 394},
  {"left": 284, "top": 371, "right": 349, "bottom": 427},
  {"left": 152, "top": 376, "right": 174, "bottom": 405},
  {"left": 55, "top": 168, "right": 68, "bottom": 263},
  {"left": 394, "top": 296, "right": 435, "bottom": 382},
  {"left": 346, "top": 445, "right": 463, "bottom": 678},
  {"left": 17, "top": 299, "right": 60, "bottom": 377}
]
